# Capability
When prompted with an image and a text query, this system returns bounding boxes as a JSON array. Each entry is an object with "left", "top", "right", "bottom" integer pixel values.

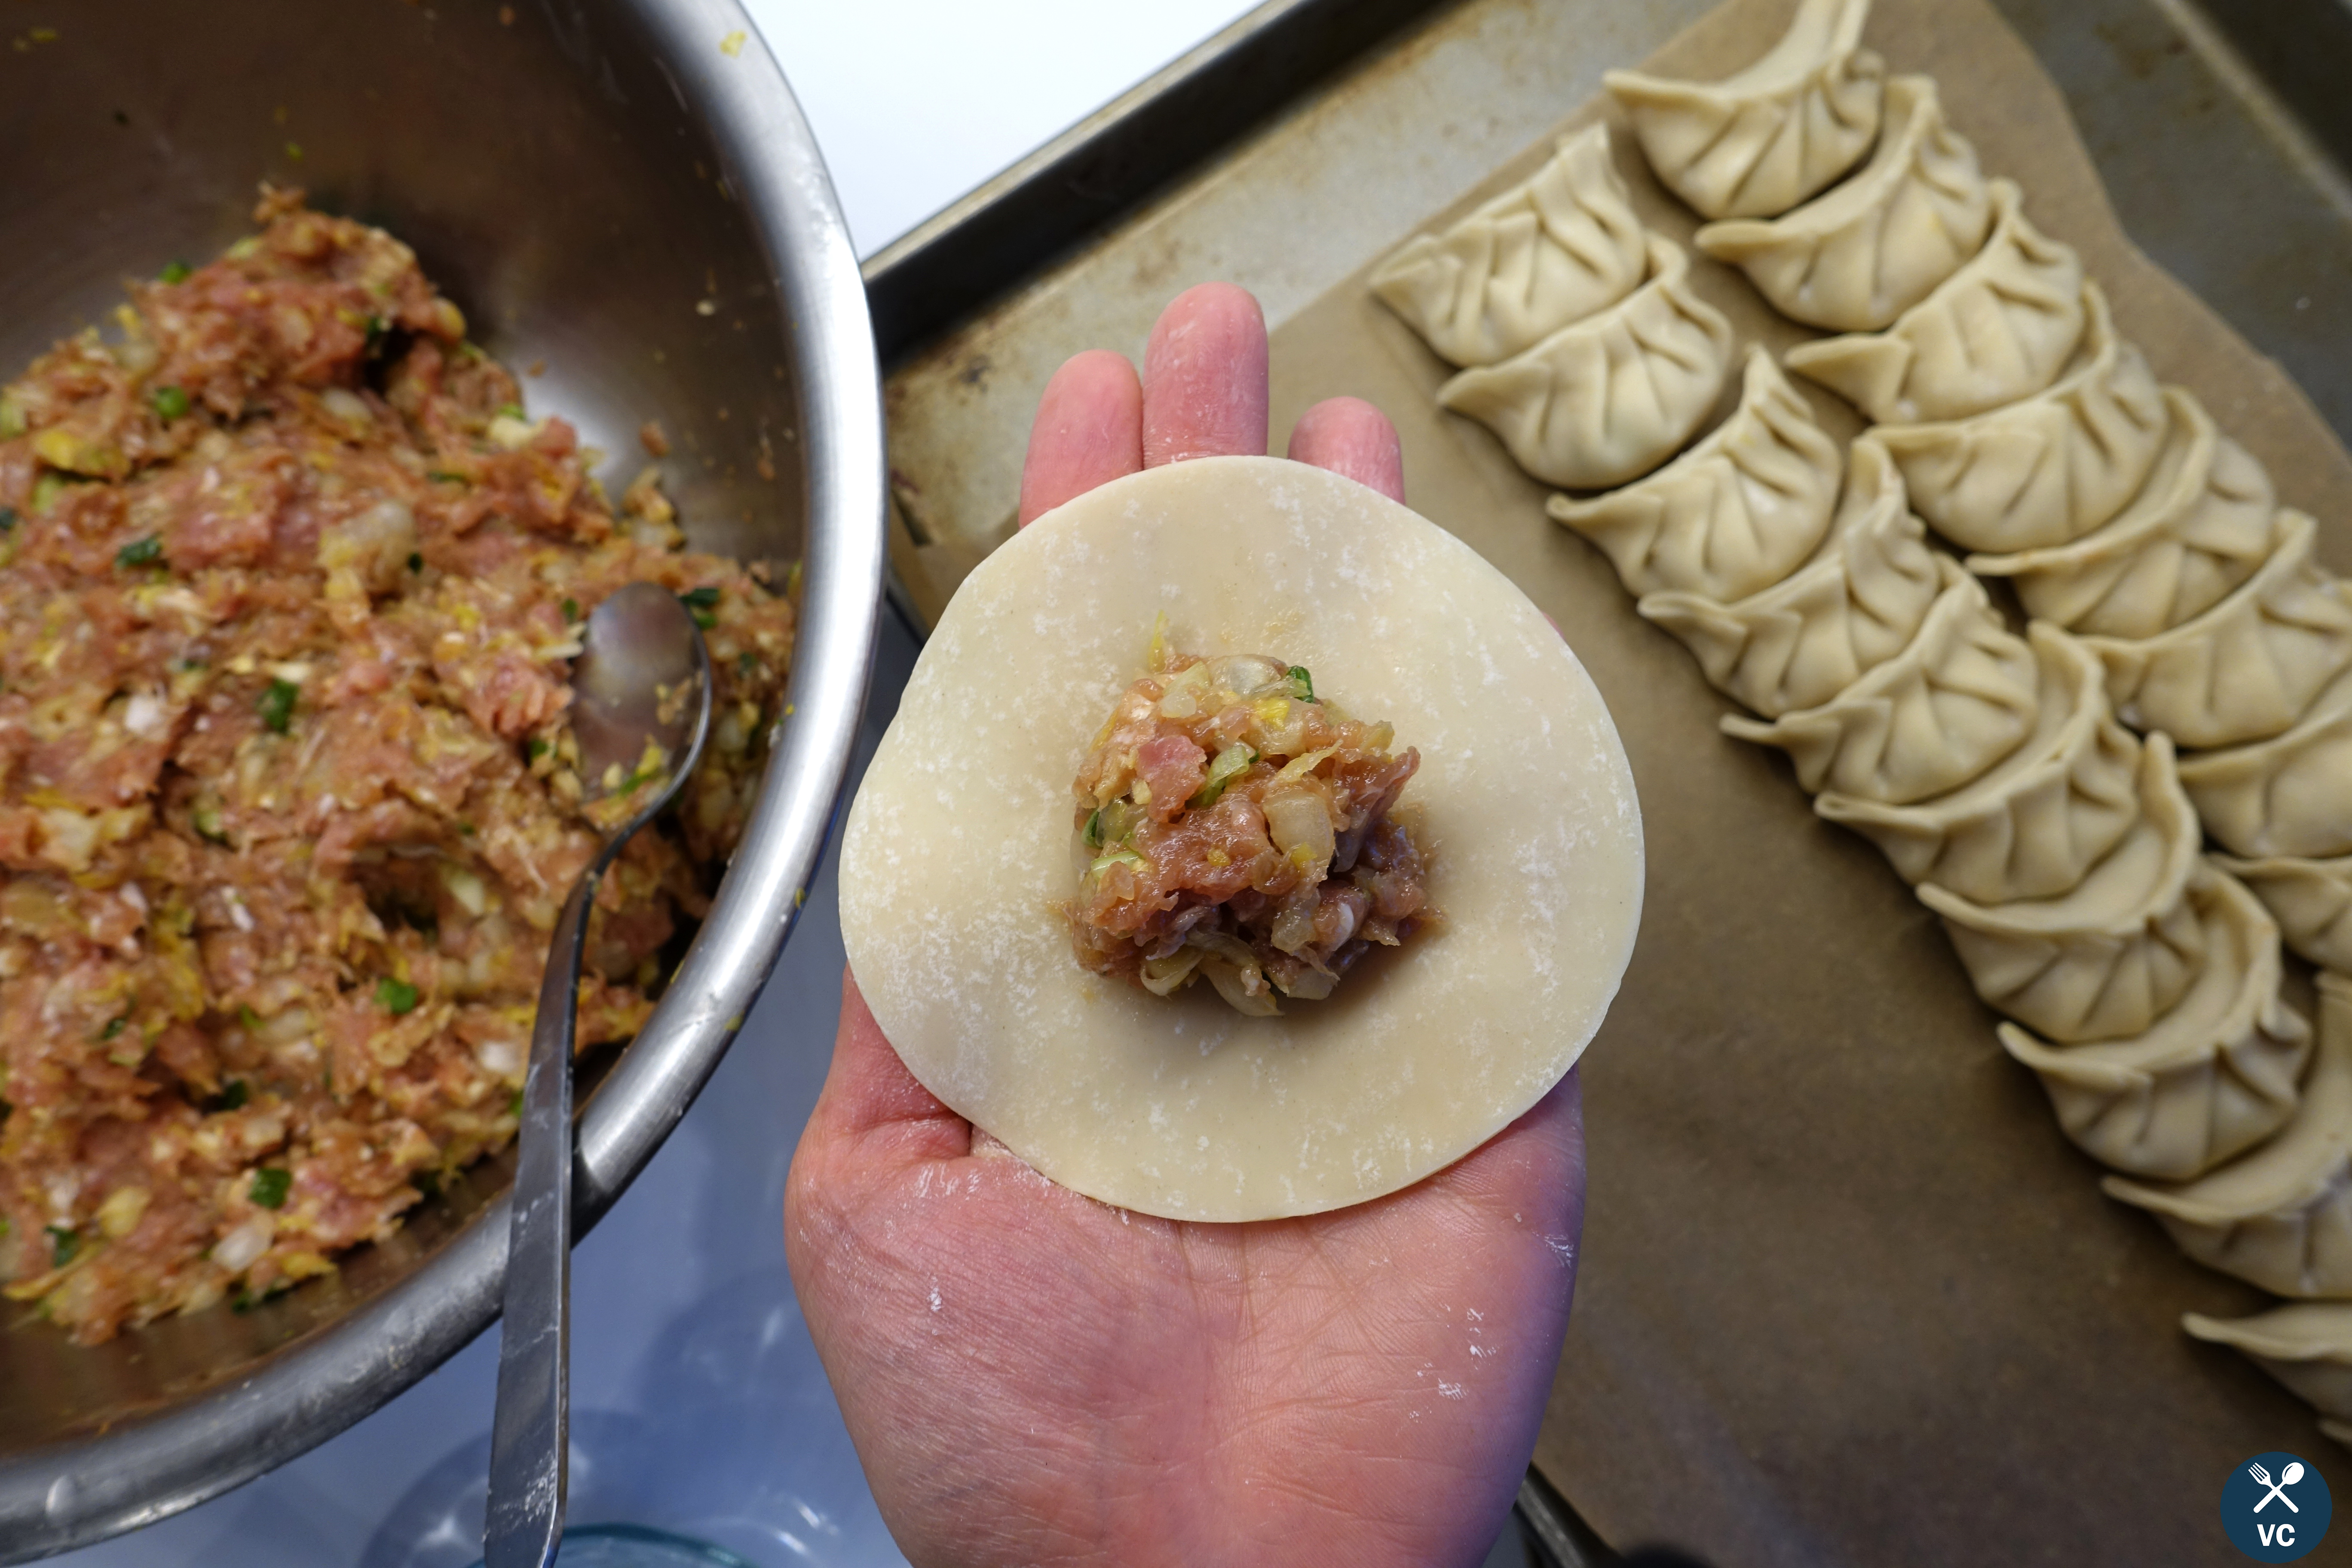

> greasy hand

[{"left": 786, "top": 285, "right": 1586, "bottom": 1568}]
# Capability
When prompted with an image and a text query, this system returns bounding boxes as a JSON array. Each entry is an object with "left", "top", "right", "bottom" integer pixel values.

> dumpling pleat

[
  {"left": 1785, "top": 180, "right": 2085, "bottom": 425},
  {"left": 1873, "top": 282, "right": 2168, "bottom": 554},
  {"left": 1998, "top": 869, "right": 2308, "bottom": 1181},
  {"left": 1605, "top": 0, "right": 1884, "bottom": 221},
  {"left": 1370, "top": 123, "right": 1649, "bottom": 368},
  {"left": 1545, "top": 344, "right": 1838, "bottom": 600},
  {"left": 1438, "top": 236, "right": 1736, "bottom": 490},
  {"left": 2184, "top": 1300, "right": 2352, "bottom": 1424},
  {"left": 1635, "top": 435, "right": 1941, "bottom": 717},
  {"left": 2104, "top": 970, "right": 2352, "bottom": 1299},
  {"left": 1817, "top": 623, "right": 2141, "bottom": 904},
  {"left": 1720, "top": 570, "right": 2041, "bottom": 804},
  {"left": 2180, "top": 667, "right": 2352, "bottom": 860},
  {"left": 1920, "top": 736, "right": 2211, "bottom": 1043},
  {"left": 1696, "top": 74, "right": 1991, "bottom": 332},
  {"left": 2082, "top": 511, "right": 2352, "bottom": 750},
  {"left": 1964, "top": 387, "right": 2277, "bottom": 637}
]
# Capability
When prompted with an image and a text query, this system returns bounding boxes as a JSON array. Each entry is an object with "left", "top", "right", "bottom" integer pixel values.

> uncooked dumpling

[
  {"left": 2220, "top": 853, "right": 2352, "bottom": 975},
  {"left": 1439, "top": 235, "right": 1736, "bottom": 490},
  {"left": 1871, "top": 283, "right": 2166, "bottom": 554},
  {"left": 838, "top": 456, "right": 1645, "bottom": 1222},
  {"left": 1785, "top": 181, "right": 2086, "bottom": 426},
  {"left": 1636, "top": 435, "right": 1942, "bottom": 718},
  {"left": 2180, "top": 667, "right": 2352, "bottom": 860},
  {"left": 1817, "top": 624, "right": 2141, "bottom": 904},
  {"left": 2104, "top": 971, "right": 2352, "bottom": 1299},
  {"left": 1605, "top": 0, "right": 1883, "bottom": 221},
  {"left": 1370, "top": 124, "right": 1649, "bottom": 368},
  {"left": 1920, "top": 736, "right": 2210, "bottom": 1044},
  {"left": 1545, "top": 345, "right": 1838, "bottom": 600},
  {"left": 1964, "top": 387, "right": 2276, "bottom": 638},
  {"left": 1695, "top": 75, "right": 1991, "bottom": 332},
  {"left": 1721, "top": 570, "right": 2041, "bottom": 804},
  {"left": 1998, "top": 869, "right": 2308, "bottom": 1181},
  {"left": 2184, "top": 1299, "right": 2352, "bottom": 1424},
  {"left": 2083, "top": 510, "right": 2352, "bottom": 750}
]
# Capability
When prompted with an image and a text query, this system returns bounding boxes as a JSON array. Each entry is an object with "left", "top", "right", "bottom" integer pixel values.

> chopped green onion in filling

[
  {"left": 248, "top": 1168, "right": 292, "bottom": 1210},
  {"left": 257, "top": 678, "right": 299, "bottom": 733}
]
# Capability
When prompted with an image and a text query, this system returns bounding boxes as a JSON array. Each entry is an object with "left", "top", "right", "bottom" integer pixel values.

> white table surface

[{"left": 46, "top": 7, "right": 1534, "bottom": 1563}]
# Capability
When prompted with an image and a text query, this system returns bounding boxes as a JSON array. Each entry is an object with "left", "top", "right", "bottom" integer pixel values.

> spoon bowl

[{"left": 487, "top": 585, "right": 714, "bottom": 1568}]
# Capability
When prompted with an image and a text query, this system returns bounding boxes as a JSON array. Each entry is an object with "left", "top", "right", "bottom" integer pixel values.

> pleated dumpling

[
  {"left": 2221, "top": 853, "right": 2352, "bottom": 975},
  {"left": 1636, "top": 435, "right": 1942, "bottom": 717},
  {"left": 1871, "top": 283, "right": 2166, "bottom": 553},
  {"left": 1721, "top": 570, "right": 2042, "bottom": 804},
  {"left": 1695, "top": 75, "right": 1991, "bottom": 332},
  {"left": 1818, "top": 623, "right": 2141, "bottom": 904},
  {"left": 1964, "top": 388, "right": 2276, "bottom": 638},
  {"left": 1998, "top": 869, "right": 2309, "bottom": 1180},
  {"left": 1438, "top": 235, "right": 1736, "bottom": 490},
  {"left": 1920, "top": 736, "right": 2210, "bottom": 1044},
  {"left": 1545, "top": 345, "right": 1837, "bottom": 600},
  {"left": 1785, "top": 181, "right": 2086, "bottom": 426},
  {"left": 1605, "top": 0, "right": 1883, "bottom": 221},
  {"left": 2184, "top": 1301, "right": 2352, "bottom": 1427},
  {"left": 2182, "top": 668, "right": 2352, "bottom": 860},
  {"left": 1371, "top": 124, "right": 1649, "bottom": 368},
  {"left": 2083, "top": 510, "right": 2352, "bottom": 749},
  {"left": 2104, "top": 971, "right": 2352, "bottom": 1299}
]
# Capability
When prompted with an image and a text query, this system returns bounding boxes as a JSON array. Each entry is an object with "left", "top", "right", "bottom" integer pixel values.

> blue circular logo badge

[{"left": 2222, "top": 1452, "right": 2332, "bottom": 1561}]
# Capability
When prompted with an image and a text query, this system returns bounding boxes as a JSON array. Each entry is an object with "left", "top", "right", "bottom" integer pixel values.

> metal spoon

[{"left": 486, "top": 582, "right": 714, "bottom": 1568}]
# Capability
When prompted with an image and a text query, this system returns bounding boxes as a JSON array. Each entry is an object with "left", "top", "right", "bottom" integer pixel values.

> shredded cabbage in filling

[{"left": 1064, "top": 646, "right": 1431, "bottom": 1014}]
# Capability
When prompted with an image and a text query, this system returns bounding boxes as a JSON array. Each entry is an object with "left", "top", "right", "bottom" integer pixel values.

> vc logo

[{"left": 2221, "top": 1452, "right": 2333, "bottom": 1561}]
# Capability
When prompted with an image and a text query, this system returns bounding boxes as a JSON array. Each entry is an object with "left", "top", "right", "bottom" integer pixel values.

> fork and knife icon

[{"left": 2250, "top": 1460, "right": 2306, "bottom": 1513}]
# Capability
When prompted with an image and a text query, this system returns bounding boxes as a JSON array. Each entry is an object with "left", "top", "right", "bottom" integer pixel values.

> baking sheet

[{"left": 1258, "top": 0, "right": 2352, "bottom": 1562}]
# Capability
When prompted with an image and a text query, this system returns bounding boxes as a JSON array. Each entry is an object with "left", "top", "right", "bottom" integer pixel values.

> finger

[
  {"left": 1286, "top": 396, "right": 1405, "bottom": 503},
  {"left": 1017, "top": 349, "right": 1143, "bottom": 527},
  {"left": 804, "top": 965, "right": 972, "bottom": 1162},
  {"left": 1142, "top": 282, "right": 1268, "bottom": 467}
]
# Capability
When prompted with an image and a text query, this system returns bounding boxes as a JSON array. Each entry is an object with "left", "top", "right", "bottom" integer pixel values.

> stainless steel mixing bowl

[{"left": 0, "top": 1, "right": 884, "bottom": 1556}]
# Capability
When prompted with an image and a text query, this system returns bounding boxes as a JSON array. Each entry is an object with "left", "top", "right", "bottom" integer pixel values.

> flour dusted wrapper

[{"left": 839, "top": 457, "right": 1643, "bottom": 1222}]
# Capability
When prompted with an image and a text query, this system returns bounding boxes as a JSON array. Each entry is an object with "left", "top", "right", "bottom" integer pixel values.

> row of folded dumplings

[{"left": 1370, "top": 0, "right": 2352, "bottom": 1446}]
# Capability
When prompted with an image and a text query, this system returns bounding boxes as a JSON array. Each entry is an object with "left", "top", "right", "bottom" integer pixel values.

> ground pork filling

[
  {"left": 0, "top": 190, "right": 796, "bottom": 1343},
  {"left": 1065, "top": 649, "right": 1431, "bottom": 1014}
]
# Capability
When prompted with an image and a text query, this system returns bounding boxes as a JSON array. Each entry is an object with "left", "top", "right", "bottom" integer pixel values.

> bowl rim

[{"left": 0, "top": 0, "right": 886, "bottom": 1556}]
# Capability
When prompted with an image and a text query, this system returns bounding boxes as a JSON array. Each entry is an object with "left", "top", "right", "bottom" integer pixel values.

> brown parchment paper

[{"left": 1261, "top": 0, "right": 2352, "bottom": 1562}]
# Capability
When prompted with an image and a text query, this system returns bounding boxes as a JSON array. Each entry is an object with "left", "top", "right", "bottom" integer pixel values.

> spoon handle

[{"left": 485, "top": 868, "right": 600, "bottom": 1568}]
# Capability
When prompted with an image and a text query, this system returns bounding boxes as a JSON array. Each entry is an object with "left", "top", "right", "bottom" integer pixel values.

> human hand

[{"left": 785, "top": 284, "right": 1587, "bottom": 1568}]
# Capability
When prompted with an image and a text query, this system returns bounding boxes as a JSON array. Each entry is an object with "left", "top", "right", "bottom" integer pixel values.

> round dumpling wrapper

[{"left": 840, "top": 455, "right": 1643, "bottom": 1221}]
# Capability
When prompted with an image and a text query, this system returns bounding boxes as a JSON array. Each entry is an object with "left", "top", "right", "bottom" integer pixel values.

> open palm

[{"left": 785, "top": 285, "right": 1586, "bottom": 1568}]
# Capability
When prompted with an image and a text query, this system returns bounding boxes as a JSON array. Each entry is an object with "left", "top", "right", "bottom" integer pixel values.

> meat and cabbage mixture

[
  {"left": 1066, "top": 646, "right": 1431, "bottom": 1014},
  {"left": 0, "top": 191, "right": 794, "bottom": 1343}
]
